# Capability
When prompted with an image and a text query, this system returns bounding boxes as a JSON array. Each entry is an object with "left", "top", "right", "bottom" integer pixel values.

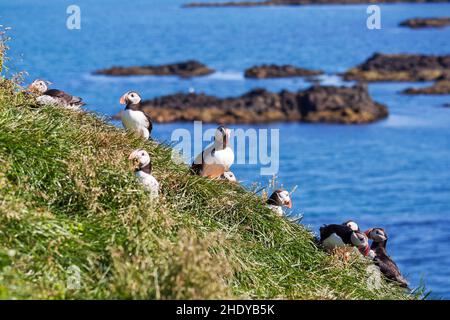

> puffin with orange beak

[
  {"left": 266, "top": 189, "right": 292, "bottom": 216},
  {"left": 191, "top": 126, "right": 234, "bottom": 178},
  {"left": 128, "top": 149, "right": 159, "bottom": 198},
  {"left": 28, "top": 79, "right": 85, "bottom": 110},
  {"left": 120, "top": 91, "right": 153, "bottom": 140}
]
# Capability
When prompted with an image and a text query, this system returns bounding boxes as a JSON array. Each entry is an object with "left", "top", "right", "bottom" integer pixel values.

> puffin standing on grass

[
  {"left": 365, "top": 228, "right": 409, "bottom": 288},
  {"left": 128, "top": 149, "right": 159, "bottom": 198},
  {"left": 28, "top": 79, "right": 85, "bottom": 110},
  {"left": 191, "top": 126, "right": 234, "bottom": 178},
  {"left": 320, "top": 224, "right": 373, "bottom": 258},
  {"left": 266, "top": 189, "right": 303, "bottom": 222},
  {"left": 120, "top": 91, "right": 153, "bottom": 140}
]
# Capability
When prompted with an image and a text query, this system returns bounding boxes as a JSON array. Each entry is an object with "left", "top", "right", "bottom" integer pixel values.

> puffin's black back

[
  {"left": 374, "top": 247, "right": 409, "bottom": 288},
  {"left": 319, "top": 224, "right": 353, "bottom": 243}
]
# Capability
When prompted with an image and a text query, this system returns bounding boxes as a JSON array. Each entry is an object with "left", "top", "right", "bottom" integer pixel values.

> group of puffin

[{"left": 27, "top": 80, "right": 408, "bottom": 289}]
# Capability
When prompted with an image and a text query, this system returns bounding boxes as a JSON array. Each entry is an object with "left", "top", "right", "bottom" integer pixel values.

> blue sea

[{"left": 2, "top": 0, "right": 450, "bottom": 298}]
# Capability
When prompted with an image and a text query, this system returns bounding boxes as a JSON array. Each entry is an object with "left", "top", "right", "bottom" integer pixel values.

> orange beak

[
  {"left": 286, "top": 199, "right": 292, "bottom": 209},
  {"left": 119, "top": 95, "right": 126, "bottom": 105}
]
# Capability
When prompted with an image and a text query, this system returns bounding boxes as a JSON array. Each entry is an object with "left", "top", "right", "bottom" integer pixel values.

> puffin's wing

[
  {"left": 44, "top": 89, "right": 74, "bottom": 102},
  {"left": 141, "top": 108, "right": 153, "bottom": 133},
  {"left": 375, "top": 253, "right": 409, "bottom": 288}
]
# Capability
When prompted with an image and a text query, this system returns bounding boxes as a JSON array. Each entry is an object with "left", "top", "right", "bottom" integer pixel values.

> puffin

[
  {"left": 120, "top": 91, "right": 153, "bottom": 140},
  {"left": 320, "top": 224, "right": 373, "bottom": 258},
  {"left": 365, "top": 228, "right": 409, "bottom": 288},
  {"left": 28, "top": 79, "right": 85, "bottom": 110},
  {"left": 266, "top": 189, "right": 303, "bottom": 222},
  {"left": 191, "top": 126, "right": 234, "bottom": 178},
  {"left": 220, "top": 171, "right": 237, "bottom": 183},
  {"left": 128, "top": 149, "right": 159, "bottom": 198},
  {"left": 343, "top": 220, "right": 360, "bottom": 232}
]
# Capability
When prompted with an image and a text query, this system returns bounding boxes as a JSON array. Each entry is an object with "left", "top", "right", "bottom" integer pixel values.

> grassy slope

[{"left": 0, "top": 78, "right": 412, "bottom": 299}]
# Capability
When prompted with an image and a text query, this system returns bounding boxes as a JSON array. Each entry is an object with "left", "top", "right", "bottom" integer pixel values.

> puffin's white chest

[
  {"left": 122, "top": 109, "right": 149, "bottom": 138},
  {"left": 37, "top": 95, "right": 59, "bottom": 106},
  {"left": 201, "top": 147, "right": 234, "bottom": 178},
  {"left": 267, "top": 204, "right": 283, "bottom": 217},
  {"left": 136, "top": 171, "right": 159, "bottom": 198},
  {"left": 322, "top": 233, "right": 345, "bottom": 250}
]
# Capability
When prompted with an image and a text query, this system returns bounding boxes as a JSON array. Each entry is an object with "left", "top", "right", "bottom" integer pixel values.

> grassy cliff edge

[{"left": 0, "top": 78, "right": 412, "bottom": 299}]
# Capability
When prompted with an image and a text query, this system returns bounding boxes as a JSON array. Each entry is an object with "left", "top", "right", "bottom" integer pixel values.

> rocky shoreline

[
  {"left": 94, "top": 60, "right": 214, "bottom": 78},
  {"left": 184, "top": 0, "right": 450, "bottom": 8},
  {"left": 244, "top": 64, "right": 323, "bottom": 78},
  {"left": 344, "top": 53, "right": 450, "bottom": 82},
  {"left": 403, "top": 80, "right": 450, "bottom": 94},
  {"left": 137, "top": 84, "right": 388, "bottom": 124},
  {"left": 400, "top": 17, "right": 450, "bottom": 28}
]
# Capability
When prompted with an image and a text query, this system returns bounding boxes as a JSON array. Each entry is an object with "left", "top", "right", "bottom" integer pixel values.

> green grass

[{"left": 0, "top": 77, "right": 415, "bottom": 300}]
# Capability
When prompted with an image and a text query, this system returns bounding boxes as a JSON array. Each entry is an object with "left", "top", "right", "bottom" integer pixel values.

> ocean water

[{"left": 1, "top": 0, "right": 450, "bottom": 298}]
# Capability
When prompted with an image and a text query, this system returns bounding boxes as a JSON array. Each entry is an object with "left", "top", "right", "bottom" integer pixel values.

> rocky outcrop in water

[
  {"left": 344, "top": 53, "right": 450, "bottom": 82},
  {"left": 184, "top": 0, "right": 450, "bottom": 8},
  {"left": 138, "top": 84, "right": 388, "bottom": 124},
  {"left": 94, "top": 60, "right": 214, "bottom": 78},
  {"left": 403, "top": 80, "right": 450, "bottom": 95},
  {"left": 400, "top": 17, "right": 450, "bottom": 28},
  {"left": 244, "top": 64, "right": 323, "bottom": 78}
]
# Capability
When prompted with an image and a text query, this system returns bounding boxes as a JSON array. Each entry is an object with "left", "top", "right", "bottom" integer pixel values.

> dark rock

[
  {"left": 184, "top": 0, "right": 450, "bottom": 8},
  {"left": 94, "top": 60, "right": 214, "bottom": 78},
  {"left": 403, "top": 80, "right": 450, "bottom": 95},
  {"left": 344, "top": 53, "right": 450, "bottom": 82},
  {"left": 244, "top": 64, "right": 323, "bottom": 78},
  {"left": 139, "top": 84, "right": 388, "bottom": 124},
  {"left": 400, "top": 17, "right": 450, "bottom": 28}
]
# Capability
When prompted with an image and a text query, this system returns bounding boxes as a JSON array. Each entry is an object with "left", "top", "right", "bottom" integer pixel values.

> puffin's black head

[
  {"left": 365, "top": 228, "right": 388, "bottom": 242},
  {"left": 267, "top": 189, "right": 292, "bottom": 208},
  {"left": 215, "top": 125, "right": 231, "bottom": 148},
  {"left": 120, "top": 91, "right": 141, "bottom": 105},
  {"left": 343, "top": 220, "right": 360, "bottom": 232}
]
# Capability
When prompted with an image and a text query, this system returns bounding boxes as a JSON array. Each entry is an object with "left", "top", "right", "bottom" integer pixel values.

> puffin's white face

[
  {"left": 215, "top": 126, "right": 231, "bottom": 147},
  {"left": 120, "top": 91, "right": 141, "bottom": 105},
  {"left": 277, "top": 190, "right": 292, "bottom": 209},
  {"left": 128, "top": 149, "right": 151, "bottom": 168},
  {"left": 29, "top": 80, "right": 49, "bottom": 93},
  {"left": 345, "top": 221, "right": 359, "bottom": 232},
  {"left": 221, "top": 171, "right": 236, "bottom": 182},
  {"left": 366, "top": 228, "right": 388, "bottom": 242},
  {"left": 350, "top": 231, "right": 369, "bottom": 247}
]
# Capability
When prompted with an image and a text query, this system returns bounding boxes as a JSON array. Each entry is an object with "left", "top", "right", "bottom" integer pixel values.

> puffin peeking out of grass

[
  {"left": 266, "top": 190, "right": 303, "bottom": 222},
  {"left": 120, "top": 91, "right": 153, "bottom": 140},
  {"left": 365, "top": 228, "right": 409, "bottom": 288},
  {"left": 191, "top": 126, "right": 234, "bottom": 178},
  {"left": 320, "top": 224, "right": 373, "bottom": 258},
  {"left": 220, "top": 171, "right": 237, "bottom": 183},
  {"left": 28, "top": 79, "right": 85, "bottom": 110},
  {"left": 128, "top": 149, "right": 159, "bottom": 198}
]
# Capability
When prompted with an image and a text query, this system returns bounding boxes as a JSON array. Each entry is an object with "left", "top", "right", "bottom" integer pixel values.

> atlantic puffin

[
  {"left": 220, "top": 171, "right": 237, "bottom": 183},
  {"left": 120, "top": 91, "right": 153, "bottom": 140},
  {"left": 128, "top": 149, "right": 159, "bottom": 198},
  {"left": 28, "top": 79, "right": 85, "bottom": 110},
  {"left": 191, "top": 126, "right": 234, "bottom": 178},
  {"left": 320, "top": 224, "right": 372, "bottom": 258},
  {"left": 266, "top": 189, "right": 303, "bottom": 222},
  {"left": 365, "top": 228, "right": 409, "bottom": 288},
  {"left": 343, "top": 220, "right": 360, "bottom": 232}
]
